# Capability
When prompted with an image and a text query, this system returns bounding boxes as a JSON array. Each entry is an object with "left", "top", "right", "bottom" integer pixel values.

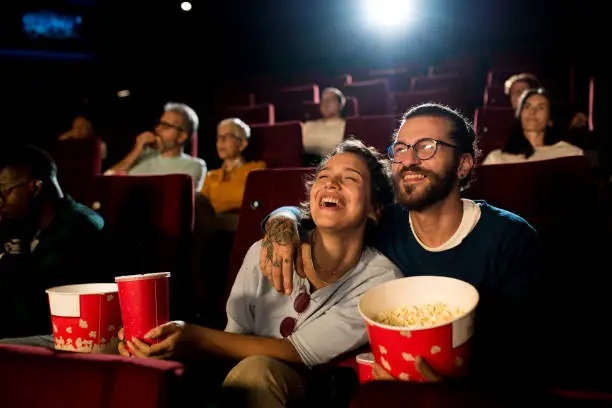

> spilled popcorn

[{"left": 375, "top": 302, "right": 464, "bottom": 328}]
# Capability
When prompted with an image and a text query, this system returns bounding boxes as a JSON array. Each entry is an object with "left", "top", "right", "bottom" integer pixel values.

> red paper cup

[
  {"left": 115, "top": 272, "right": 170, "bottom": 347},
  {"left": 359, "top": 276, "right": 479, "bottom": 382},
  {"left": 46, "top": 283, "right": 122, "bottom": 353},
  {"left": 356, "top": 352, "right": 375, "bottom": 384}
]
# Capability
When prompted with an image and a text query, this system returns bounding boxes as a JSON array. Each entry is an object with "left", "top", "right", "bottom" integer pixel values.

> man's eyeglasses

[
  {"left": 156, "top": 120, "right": 185, "bottom": 133},
  {"left": 0, "top": 181, "right": 30, "bottom": 204},
  {"left": 387, "top": 138, "right": 457, "bottom": 163},
  {"left": 279, "top": 287, "right": 311, "bottom": 337}
]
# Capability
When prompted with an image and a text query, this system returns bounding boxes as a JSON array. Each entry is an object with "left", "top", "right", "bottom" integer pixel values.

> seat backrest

[
  {"left": 428, "top": 56, "right": 477, "bottom": 76},
  {"left": 370, "top": 71, "right": 412, "bottom": 92},
  {"left": 463, "top": 156, "right": 595, "bottom": 230},
  {"left": 48, "top": 138, "right": 103, "bottom": 205},
  {"left": 259, "top": 84, "right": 320, "bottom": 106},
  {"left": 344, "top": 115, "right": 400, "bottom": 153},
  {"left": 392, "top": 89, "right": 458, "bottom": 114},
  {"left": 247, "top": 122, "right": 304, "bottom": 167},
  {"left": 276, "top": 96, "right": 359, "bottom": 123},
  {"left": 224, "top": 104, "right": 275, "bottom": 125},
  {"left": 225, "top": 168, "right": 313, "bottom": 302},
  {"left": 483, "top": 85, "right": 510, "bottom": 107},
  {"left": 410, "top": 74, "right": 462, "bottom": 92},
  {"left": 214, "top": 89, "right": 255, "bottom": 109},
  {"left": 91, "top": 174, "right": 194, "bottom": 315},
  {"left": 473, "top": 107, "right": 515, "bottom": 158},
  {"left": 343, "top": 79, "right": 392, "bottom": 115},
  {"left": 0, "top": 344, "right": 183, "bottom": 408}
]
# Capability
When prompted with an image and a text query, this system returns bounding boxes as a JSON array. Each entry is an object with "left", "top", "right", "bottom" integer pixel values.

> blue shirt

[{"left": 374, "top": 201, "right": 538, "bottom": 301}]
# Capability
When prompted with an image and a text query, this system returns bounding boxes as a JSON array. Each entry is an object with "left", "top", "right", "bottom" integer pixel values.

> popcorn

[{"left": 375, "top": 303, "right": 464, "bottom": 328}]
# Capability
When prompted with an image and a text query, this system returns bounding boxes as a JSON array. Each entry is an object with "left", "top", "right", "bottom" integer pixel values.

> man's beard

[{"left": 395, "top": 163, "right": 458, "bottom": 211}]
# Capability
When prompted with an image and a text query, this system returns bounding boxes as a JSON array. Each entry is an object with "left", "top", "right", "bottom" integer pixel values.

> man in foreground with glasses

[
  {"left": 258, "top": 103, "right": 540, "bottom": 388},
  {"left": 105, "top": 102, "right": 207, "bottom": 190},
  {"left": 118, "top": 139, "right": 402, "bottom": 407},
  {"left": 0, "top": 146, "right": 106, "bottom": 340}
]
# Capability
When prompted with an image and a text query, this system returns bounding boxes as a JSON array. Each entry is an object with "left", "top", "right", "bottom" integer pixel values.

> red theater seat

[
  {"left": 224, "top": 104, "right": 275, "bottom": 125},
  {"left": 214, "top": 89, "right": 255, "bottom": 109},
  {"left": 0, "top": 344, "right": 183, "bottom": 408},
  {"left": 344, "top": 115, "right": 399, "bottom": 153},
  {"left": 276, "top": 97, "right": 359, "bottom": 122},
  {"left": 473, "top": 107, "right": 515, "bottom": 158},
  {"left": 343, "top": 79, "right": 392, "bottom": 115},
  {"left": 266, "top": 84, "right": 320, "bottom": 106},
  {"left": 48, "top": 137, "right": 103, "bottom": 205},
  {"left": 91, "top": 174, "right": 194, "bottom": 316},
  {"left": 483, "top": 85, "right": 510, "bottom": 107},
  {"left": 370, "top": 70, "right": 413, "bottom": 92},
  {"left": 225, "top": 167, "right": 312, "bottom": 302},
  {"left": 411, "top": 74, "right": 462, "bottom": 92},
  {"left": 288, "top": 73, "right": 352, "bottom": 89},
  {"left": 247, "top": 122, "right": 304, "bottom": 168},
  {"left": 392, "top": 89, "right": 457, "bottom": 114},
  {"left": 464, "top": 156, "right": 595, "bottom": 231},
  {"left": 428, "top": 57, "right": 477, "bottom": 76}
]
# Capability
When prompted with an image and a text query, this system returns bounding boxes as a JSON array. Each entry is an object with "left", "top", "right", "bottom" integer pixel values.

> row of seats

[{"left": 218, "top": 73, "right": 472, "bottom": 122}]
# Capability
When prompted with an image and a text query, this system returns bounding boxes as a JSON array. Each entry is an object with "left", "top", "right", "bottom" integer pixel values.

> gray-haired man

[{"left": 106, "top": 102, "right": 207, "bottom": 190}]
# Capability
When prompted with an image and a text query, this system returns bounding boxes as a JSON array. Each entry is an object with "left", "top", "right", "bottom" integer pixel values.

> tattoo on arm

[
  {"left": 262, "top": 238, "right": 274, "bottom": 264},
  {"left": 267, "top": 219, "right": 295, "bottom": 245}
]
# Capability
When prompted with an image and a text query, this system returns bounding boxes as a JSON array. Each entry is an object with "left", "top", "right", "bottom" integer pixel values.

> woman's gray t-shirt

[{"left": 225, "top": 240, "right": 402, "bottom": 367}]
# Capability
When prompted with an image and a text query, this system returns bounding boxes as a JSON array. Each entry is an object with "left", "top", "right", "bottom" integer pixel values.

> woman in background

[
  {"left": 200, "top": 118, "right": 266, "bottom": 215},
  {"left": 191, "top": 118, "right": 266, "bottom": 325},
  {"left": 483, "top": 88, "right": 583, "bottom": 165},
  {"left": 302, "top": 87, "right": 347, "bottom": 165}
]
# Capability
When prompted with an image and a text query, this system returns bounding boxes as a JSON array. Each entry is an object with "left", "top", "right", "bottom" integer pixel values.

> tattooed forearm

[
  {"left": 267, "top": 219, "right": 296, "bottom": 245},
  {"left": 262, "top": 237, "right": 274, "bottom": 264}
]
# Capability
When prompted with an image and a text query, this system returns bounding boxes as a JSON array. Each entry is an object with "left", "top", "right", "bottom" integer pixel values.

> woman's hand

[
  {"left": 258, "top": 217, "right": 302, "bottom": 294},
  {"left": 118, "top": 321, "right": 194, "bottom": 360}
]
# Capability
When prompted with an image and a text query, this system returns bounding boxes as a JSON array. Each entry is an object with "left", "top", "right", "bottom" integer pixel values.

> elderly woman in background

[
  {"left": 200, "top": 118, "right": 266, "bottom": 216},
  {"left": 483, "top": 88, "right": 583, "bottom": 165},
  {"left": 191, "top": 118, "right": 265, "bottom": 323},
  {"left": 302, "top": 87, "right": 347, "bottom": 164}
]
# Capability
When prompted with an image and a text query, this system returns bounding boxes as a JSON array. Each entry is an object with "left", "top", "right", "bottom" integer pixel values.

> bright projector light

[
  {"left": 181, "top": 2, "right": 192, "bottom": 12},
  {"left": 364, "top": 0, "right": 412, "bottom": 28}
]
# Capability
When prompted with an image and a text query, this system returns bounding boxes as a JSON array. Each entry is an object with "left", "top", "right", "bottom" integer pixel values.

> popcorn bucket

[
  {"left": 46, "top": 283, "right": 122, "bottom": 353},
  {"left": 359, "top": 276, "right": 479, "bottom": 382}
]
